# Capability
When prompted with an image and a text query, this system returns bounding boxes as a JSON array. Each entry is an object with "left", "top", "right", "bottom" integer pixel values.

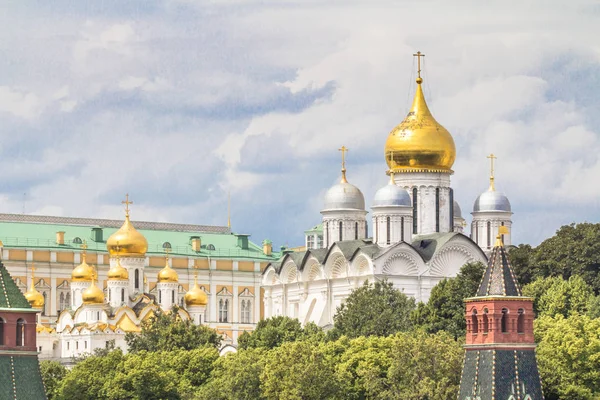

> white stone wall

[
  {"left": 372, "top": 206, "right": 413, "bottom": 246},
  {"left": 471, "top": 212, "right": 512, "bottom": 251},
  {"left": 107, "top": 280, "right": 128, "bottom": 308},
  {"left": 157, "top": 282, "right": 179, "bottom": 311},
  {"left": 321, "top": 209, "right": 368, "bottom": 248}
]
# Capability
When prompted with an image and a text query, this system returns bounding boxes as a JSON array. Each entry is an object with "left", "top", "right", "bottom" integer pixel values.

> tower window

[
  {"left": 325, "top": 222, "right": 329, "bottom": 247},
  {"left": 412, "top": 188, "right": 418, "bottom": 234},
  {"left": 207, "top": 244, "right": 216, "bottom": 251},
  {"left": 471, "top": 310, "right": 478, "bottom": 334},
  {"left": 501, "top": 308, "right": 509, "bottom": 333},
  {"left": 162, "top": 242, "right": 172, "bottom": 250},
  {"left": 72, "top": 237, "right": 83, "bottom": 244},
  {"left": 16, "top": 319, "right": 25, "bottom": 346},
  {"left": 401, "top": 217, "right": 405, "bottom": 242},
  {"left": 482, "top": 309, "right": 489, "bottom": 334},
  {"left": 0, "top": 318, "right": 4, "bottom": 345},
  {"left": 365, "top": 221, "right": 368, "bottom": 239},
  {"left": 135, "top": 269, "right": 140, "bottom": 290},
  {"left": 487, "top": 221, "right": 491, "bottom": 248},
  {"left": 338, "top": 221, "right": 343, "bottom": 242},
  {"left": 386, "top": 216, "right": 391, "bottom": 245},
  {"left": 375, "top": 218, "right": 378, "bottom": 243},
  {"left": 435, "top": 188, "right": 440, "bottom": 233},
  {"left": 449, "top": 188, "right": 454, "bottom": 232},
  {"left": 121, "top": 288, "right": 125, "bottom": 302},
  {"left": 501, "top": 221, "right": 505, "bottom": 244},
  {"left": 172, "top": 290, "right": 175, "bottom": 304},
  {"left": 159, "top": 291, "right": 162, "bottom": 303},
  {"left": 355, "top": 222, "right": 358, "bottom": 240},
  {"left": 517, "top": 309, "right": 525, "bottom": 333},
  {"left": 475, "top": 224, "right": 479, "bottom": 244}
]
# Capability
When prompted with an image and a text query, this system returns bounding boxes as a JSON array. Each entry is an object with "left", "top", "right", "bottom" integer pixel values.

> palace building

[
  {"left": 261, "top": 52, "right": 514, "bottom": 327},
  {"left": 0, "top": 198, "right": 279, "bottom": 359}
]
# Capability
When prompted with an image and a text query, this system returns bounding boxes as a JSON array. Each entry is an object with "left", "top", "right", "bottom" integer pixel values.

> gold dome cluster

[
  {"left": 82, "top": 276, "right": 105, "bottom": 305},
  {"left": 185, "top": 277, "right": 208, "bottom": 306},
  {"left": 384, "top": 52, "right": 456, "bottom": 173},
  {"left": 106, "top": 195, "right": 148, "bottom": 257},
  {"left": 108, "top": 256, "right": 129, "bottom": 281},
  {"left": 24, "top": 265, "right": 45, "bottom": 309},
  {"left": 71, "top": 252, "right": 95, "bottom": 282},
  {"left": 157, "top": 257, "right": 179, "bottom": 283}
]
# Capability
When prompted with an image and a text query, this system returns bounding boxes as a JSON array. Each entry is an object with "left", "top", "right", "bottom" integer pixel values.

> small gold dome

[
  {"left": 157, "top": 258, "right": 178, "bottom": 283},
  {"left": 72, "top": 254, "right": 95, "bottom": 282},
  {"left": 82, "top": 279, "right": 105, "bottom": 304},
  {"left": 184, "top": 278, "right": 208, "bottom": 306},
  {"left": 385, "top": 78, "right": 456, "bottom": 173},
  {"left": 108, "top": 257, "right": 129, "bottom": 281},
  {"left": 24, "top": 281, "right": 45, "bottom": 309},
  {"left": 106, "top": 214, "right": 148, "bottom": 257}
]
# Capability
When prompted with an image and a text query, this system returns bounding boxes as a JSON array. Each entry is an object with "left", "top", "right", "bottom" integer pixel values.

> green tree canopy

[
  {"left": 331, "top": 279, "right": 416, "bottom": 338},
  {"left": 535, "top": 314, "right": 600, "bottom": 400},
  {"left": 125, "top": 307, "right": 221, "bottom": 353},
  {"left": 523, "top": 275, "right": 598, "bottom": 318},
  {"left": 237, "top": 316, "right": 323, "bottom": 350},
  {"left": 508, "top": 243, "right": 535, "bottom": 285},
  {"left": 40, "top": 360, "right": 69, "bottom": 400},
  {"left": 411, "top": 262, "right": 486, "bottom": 338}
]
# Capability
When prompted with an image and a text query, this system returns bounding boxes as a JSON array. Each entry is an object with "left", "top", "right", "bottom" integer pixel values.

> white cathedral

[{"left": 262, "top": 56, "right": 513, "bottom": 327}]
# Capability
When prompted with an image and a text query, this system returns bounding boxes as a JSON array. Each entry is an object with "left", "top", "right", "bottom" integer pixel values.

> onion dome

[
  {"left": 24, "top": 266, "right": 45, "bottom": 309},
  {"left": 108, "top": 257, "right": 128, "bottom": 281},
  {"left": 184, "top": 277, "right": 208, "bottom": 306},
  {"left": 106, "top": 196, "right": 148, "bottom": 257},
  {"left": 454, "top": 200, "right": 463, "bottom": 219},
  {"left": 323, "top": 150, "right": 365, "bottom": 211},
  {"left": 372, "top": 173, "right": 412, "bottom": 207},
  {"left": 72, "top": 252, "right": 94, "bottom": 282},
  {"left": 473, "top": 154, "right": 511, "bottom": 212},
  {"left": 82, "top": 275, "right": 105, "bottom": 304},
  {"left": 384, "top": 55, "right": 456, "bottom": 173},
  {"left": 157, "top": 257, "right": 178, "bottom": 283}
]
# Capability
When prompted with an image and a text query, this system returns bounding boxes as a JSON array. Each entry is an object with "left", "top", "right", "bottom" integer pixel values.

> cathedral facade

[{"left": 262, "top": 54, "right": 514, "bottom": 327}]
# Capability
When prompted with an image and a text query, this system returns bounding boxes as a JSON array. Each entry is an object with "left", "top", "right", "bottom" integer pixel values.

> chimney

[
  {"left": 56, "top": 231, "right": 65, "bottom": 245},
  {"left": 191, "top": 237, "right": 201, "bottom": 252},
  {"left": 91, "top": 227, "right": 103, "bottom": 242},
  {"left": 236, "top": 234, "right": 250, "bottom": 250},
  {"left": 262, "top": 239, "right": 272, "bottom": 256}
]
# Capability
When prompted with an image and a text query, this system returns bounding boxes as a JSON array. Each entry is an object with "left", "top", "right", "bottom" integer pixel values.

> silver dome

[
  {"left": 473, "top": 190, "right": 511, "bottom": 212},
  {"left": 453, "top": 200, "right": 463, "bottom": 219},
  {"left": 323, "top": 182, "right": 365, "bottom": 210},
  {"left": 372, "top": 182, "right": 411, "bottom": 207}
]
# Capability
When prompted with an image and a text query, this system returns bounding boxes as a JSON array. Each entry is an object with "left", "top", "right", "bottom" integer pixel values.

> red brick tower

[{"left": 458, "top": 227, "right": 543, "bottom": 399}]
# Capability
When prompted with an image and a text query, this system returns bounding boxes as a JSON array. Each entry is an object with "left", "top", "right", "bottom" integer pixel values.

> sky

[{"left": 1, "top": 1, "right": 600, "bottom": 249}]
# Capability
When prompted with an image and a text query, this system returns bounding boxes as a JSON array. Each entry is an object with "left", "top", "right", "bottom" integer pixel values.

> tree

[
  {"left": 535, "top": 314, "right": 600, "bottom": 399},
  {"left": 126, "top": 307, "right": 221, "bottom": 353},
  {"left": 411, "top": 262, "right": 486, "bottom": 338},
  {"left": 332, "top": 279, "right": 416, "bottom": 338},
  {"left": 197, "top": 348, "right": 268, "bottom": 400},
  {"left": 523, "top": 275, "right": 598, "bottom": 318},
  {"left": 529, "top": 223, "right": 600, "bottom": 292},
  {"left": 237, "top": 316, "right": 323, "bottom": 350},
  {"left": 508, "top": 243, "right": 535, "bottom": 285},
  {"left": 40, "top": 360, "right": 68, "bottom": 400}
]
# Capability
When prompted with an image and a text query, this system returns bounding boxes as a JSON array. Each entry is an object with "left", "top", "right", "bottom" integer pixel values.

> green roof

[
  {"left": 0, "top": 216, "right": 280, "bottom": 261},
  {"left": 304, "top": 223, "right": 323, "bottom": 235},
  {"left": 0, "top": 355, "right": 47, "bottom": 399},
  {"left": 0, "top": 262, "right": 32, "bottom": 309}
]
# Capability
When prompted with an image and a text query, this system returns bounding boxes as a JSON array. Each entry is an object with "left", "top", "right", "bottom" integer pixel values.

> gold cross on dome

[
  {"left": 487, "top": 153, "right": 497, "bottom": 191},
  {"left": 413, "top": 51, "right": 425, "bottom": 78},
  {"left": 81, "top": 241, "right": 88, "bottom": 252},
  {"left": 122, "top": 194, "right": 133, "bottom": 216},
  {"left": 30, "top": 263, "right": 36, "bottom": 278},
  {"left": 338, "top": 146, "right": 348, "bottom": 169}
]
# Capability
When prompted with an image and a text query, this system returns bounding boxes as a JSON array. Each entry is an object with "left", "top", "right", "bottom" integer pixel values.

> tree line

[{"left": 42, "top": 222, "right": 600, "bottom": 399}]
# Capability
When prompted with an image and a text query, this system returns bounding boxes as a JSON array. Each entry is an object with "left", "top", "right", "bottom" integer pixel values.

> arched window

[
  {"left": 42, "top": 292, "right": 47, "bottom": 316},
  {"left": 241, "top": 300, "right": 252, "bottom": 323},
  {"left": 355, "top": 222, "right": 358, "bottom": 240},
  {"left": 374, "top": 219, "right": 378, "bottom": 243},
  {"left": 171, "top": 290, "right": 175, "bottom": 304},
  {"left": 0, "top": 318, "right": 4, "bottom": 345},
  {"left": 517, "top": 309, "right": 525, "bottom": 333},
  {"left": 501, "top": 221, "right": 505, "bottom": 243},
  {"left": 449, "top": 188, "right": 454, "bottom": 232},
  {"left": 72, "top": 237, "right": 83, "bottom": 244},
  {"left": 325, "top": 222, "right": 329, "bottom": 247},
  {"left": 224, "top": 299, "right": 229, "bottom": 322},
  {"left": 66, "top": 292, "right": 71, "bottom": 309},
  {"left": 475, "top": 224, "right": 479, "bottom": 244},
  {"left": 471, "top": 310, "right": 478, "bottom": 334},
  {"left": 435, "top": 188, "right": 440, "bottom": 232},
  {"left": 60, "top": 292, "right": 65, "bottom": 311},
  {"left": 135, "top": 269, "right": 139, "bottom": 290},
  {"left": 412, "top": 188, "right": 418, "bottom": 234},
  {"left": 108, "top": 289, "right": 111, "bottom": 302},
  {"left": 219, "top": 299, "right": 224, "bottom": 322},
  {"left": 365, "top": 221, "right": 368, "bottom": 239},
  {"left": 207, "top": 244, "right": 216, "bottom": 251},
  {"left": 121, "top": 289, "right": 125, "bottom": 302},
  {"left": 386, "top": 216, "right": 391, "bottom": 245},
  {"left": 338, "top": 221, "right": 343, "bottom": 242},
  {"left": 482, "top": 309, "right": 489, "bottom": 333},
  {"left": 487, "top": 221, "right": 491, "bottom": 248},
  {"left": 159, "top": 291, "right": 162, "bottom": 303},
  {"left": 401, "top": 217, "right": 405, "bottom": 242},
  {"left": 162, "top": 242, "right": 172, "bottom": 250},
  {"left": 16, "top": 319, "right": 25, "bottom": 346},
  {"left": 501, "top": 308, "right": 509, "bottom": 333}
]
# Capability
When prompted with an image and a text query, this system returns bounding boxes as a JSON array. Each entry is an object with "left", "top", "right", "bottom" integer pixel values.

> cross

[
  {"left": 30, "top": 263, "right": 36, "bottom": 279},
  {"left": 413, "top": 51, "right": 425, "bottom": 78},
  {"left": 164, "top": 247, "right": 171, "bottom": 263},
  {"left": 122, "top": 193, "right": 133, "bottom": 216},
  {"left": 338, "top": 146, "right": 349, "bottom": 183},
  {"left": 487, "top": 153, "right": 497, "bottom": 190}
]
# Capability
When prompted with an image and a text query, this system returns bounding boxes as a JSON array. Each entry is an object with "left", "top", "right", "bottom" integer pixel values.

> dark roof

[
  {"left": 477, "top": 244, "right": 522, "bottom": 296},
  {"left": 0, "top": 355, "right": 47, "bottom": 399},
  {"left": 0, "top": 262, "right": 32, "bottom": 309}
]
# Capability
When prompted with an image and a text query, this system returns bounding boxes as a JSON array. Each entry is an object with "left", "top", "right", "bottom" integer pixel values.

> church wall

[{"left": 471, "top": 212, "right": 512, "bottom": 251}]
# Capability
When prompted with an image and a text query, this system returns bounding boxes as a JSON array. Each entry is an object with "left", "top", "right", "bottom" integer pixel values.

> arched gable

[
  {"left": 301, "top": 256, "right": 325, "bottom": 281},
  {"left": 349, "top": 253, "right": 374, "bottom": 277},
  {"left": 279, "top": 260, "right": 299, "bottom": 284},
  {"left": 374, "top": 242, "right": 425, "bottom": 276},
  {"left": 429, "top": 235, "right": 487, "bottom": 277}
]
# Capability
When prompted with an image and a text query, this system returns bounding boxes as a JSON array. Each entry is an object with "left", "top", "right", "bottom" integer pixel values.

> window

[
  {"left": 66, "top": 293, "right": 71, "bottom": 309},
  {"left": 401, "top": 217, "right": 405, "bottom": 242},
  {"left": 355, "top": 222, "right": 358, "bottom": 240},
  {"left": 487, "top": 221, "right": 491, "bottom": 248},
  {"left": 16, "top": 319, "right": 25, "bottom": 346},
  {"left": 135, "top": 269, "right": 139, "bottom": 290},
  {"left": 84, "top": 341, "right": 87, "bottom": 349},
  {"left": 517, "top": 309, "right": 525, "bottom": 333},
  {"left": 501, "top": 221, "right": 505, "bottom": 243},
  {"left": 59, "top": 292, "right": 65, "bottom": 311},
  {"left": 338, "top": 221, "right": 343, "bottom": 242},
  {"left": 0, "top": 318, "right": 4, "bottom": 345},
  {"left": 121, "top": 289, "right": 125, "bottom": 302},
  {"left": 171, "top": 290, "right": 175, "bottom": 304},
  {"left": 159, "top": 291, "right": 162, "bottom": 303},
  {"left": 475, "top": 224, "right": 479, "bottom": 244},
  {"left": 76, "top": 341, "right": 79, "bottom": 350},
  {"left": 307, "top": 235, "right": 315, "bottom": 249},
  {"left": 72, "top": 237, "right": 83, "bottom": 244},
  {"left": 317, "top": 235, "right": 323, "bottom": 249},
  {"left": 365, "top": 221, "right": 368, "bottom": 239},
  {"left": 97, "top": 312, "right": 100, "bottom": 320},
  {"left": 501, "top": 308, "right": 509, "bottom": 333},
  {"left": 483, "top": 309, "right": 489, "bottom": 333},
  {"left": 471, "top": 310, "right": 478, "bottom": 334},
  {"left": 386, "top": 216, "right": 391, "bottom": 245},
  {"left": 435, "top": 188, "right": 440, "bottom": 233},
  {"left": 325, "top": 222, "right": 329, "bottom": 247},
  {"left": 67, "top": 342, "right": 69, "bottom": 350},
  {"left": 375, "top": 218, "right": 378, "bottom": 243},
  {"left": 449, "top": 188, "right": 454, "bottom": 231},
  {"left": 412, "top": 188, "right": 418, "bottom": 234},
  {"left": 241, "top": 300, "right": 252, "bottom": 323},
  {"left": 219, "top": 299, "right": 229, "bottom": 323},
  {"left": 207, "top": 244, "right": 216, "bottom": 251},
  {"left": 42, "top": 292, "right": 47, "bottom": 316},
  {"left": 162, "top": 242, "right": 172, "bottom": 250}
]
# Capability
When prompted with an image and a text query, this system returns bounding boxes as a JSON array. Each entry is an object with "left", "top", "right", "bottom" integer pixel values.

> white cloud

[{"left": 0, "top": 86, "right": 43, "bottom": 118}]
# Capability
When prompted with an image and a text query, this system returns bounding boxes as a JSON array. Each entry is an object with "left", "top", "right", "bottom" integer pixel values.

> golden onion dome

[
  {"left": 385, "top": 75, "right": 456, "bottom": 173},
  {"left": 157, "top": 258, "right": 178, "bottom": 283},
  {"left": 24, "top": 276, "right": 45, "bottom": 309},
  {"left": 106, "top": 214, "right": 148, "bottom": 257},
  {"left": 184, "top": 278, "right": 208, "bottom": 306},
  {"left": 72, "top": 254, "right": 94, "bottom": 282},
  {"left": 108, "top": 257, "right": 129, "bottom": 281},
  {"left": 82, "top": 278, "right": 105, "bottom": 304}
]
